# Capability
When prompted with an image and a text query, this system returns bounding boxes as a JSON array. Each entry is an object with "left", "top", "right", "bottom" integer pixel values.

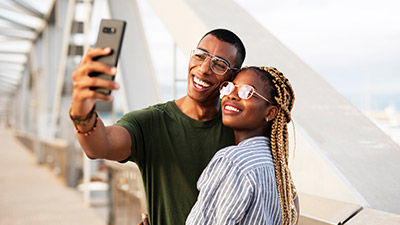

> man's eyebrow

[
  {"left": 197, "top": 47, "right": 208, "bottom": 53},
  {"left": 197, "top": 47, "right": 228, "bottom": 62}
]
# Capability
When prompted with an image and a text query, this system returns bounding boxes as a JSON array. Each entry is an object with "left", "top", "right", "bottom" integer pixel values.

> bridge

[{"left": 1, "top": 0, "right": 399, "bottom": 224}]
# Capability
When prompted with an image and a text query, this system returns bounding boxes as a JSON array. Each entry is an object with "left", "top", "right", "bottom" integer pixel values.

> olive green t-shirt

[{"left": 116, "top": 101, "right": 234, "bottom": 225}]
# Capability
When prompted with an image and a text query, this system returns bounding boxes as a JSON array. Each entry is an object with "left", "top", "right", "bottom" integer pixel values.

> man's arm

[{"left": 70, "top": 47, "right": 131, "bottom": 161}]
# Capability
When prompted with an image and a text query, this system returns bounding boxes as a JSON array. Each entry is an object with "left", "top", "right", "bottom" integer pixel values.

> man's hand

[
  {"left": 69, "top": 47, "right": 131, "bottom": 161},
  {"left": 137, "top": 213, "right": 149, "bottom": 225},
  {"left": 70, "top": 47, "right": 120, "bottom": 118}
]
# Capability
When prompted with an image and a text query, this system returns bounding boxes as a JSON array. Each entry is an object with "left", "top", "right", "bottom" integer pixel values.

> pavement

[{"left": 0, "top": 127, "right": 107, "bottom": 225}]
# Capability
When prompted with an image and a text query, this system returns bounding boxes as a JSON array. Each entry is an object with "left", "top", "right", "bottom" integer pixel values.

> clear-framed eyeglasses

[
  {"left": 219, "top": 81, "right": 273, "bottom": 104},
  {"left": 190, "top": 48, "right": 238, "bottom": 75}
]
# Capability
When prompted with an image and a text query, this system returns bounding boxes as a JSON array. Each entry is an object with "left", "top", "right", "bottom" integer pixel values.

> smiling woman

[{"left": 187, "top": 66, "right": 299, "bottom": 225}]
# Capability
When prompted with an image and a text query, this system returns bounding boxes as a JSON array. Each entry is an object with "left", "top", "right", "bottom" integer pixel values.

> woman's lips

[{"left": 223, "top": 102, "right": 242, "bottom": 115}]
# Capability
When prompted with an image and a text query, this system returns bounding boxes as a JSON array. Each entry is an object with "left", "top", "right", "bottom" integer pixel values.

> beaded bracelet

[
  {"left": 69, "top": 104, "right": 96, "bottom": 125},
  {"left": 74, "top": 111, "right": 98, "bottom": 136}
]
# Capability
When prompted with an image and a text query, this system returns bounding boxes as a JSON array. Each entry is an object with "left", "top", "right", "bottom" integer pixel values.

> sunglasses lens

[
  {"left": 238, "top": 85, "right": 253, "bottom": 99},
  {"left": 219, "top": 83, "right": 257, "bottom": 100},
  {"left": 220, "top": 82, "right": 233, "bottom": 96}
]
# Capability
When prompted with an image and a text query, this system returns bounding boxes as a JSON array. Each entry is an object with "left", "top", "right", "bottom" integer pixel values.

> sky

[
  {"left": 136, "top": 0, "right": 400, "bottom": 112},
  {"left": 235, "top": 0, "right": 400, "bottom": 111},
  {"left": 1, "top": 0, "right": 399, "bottom": 113}
]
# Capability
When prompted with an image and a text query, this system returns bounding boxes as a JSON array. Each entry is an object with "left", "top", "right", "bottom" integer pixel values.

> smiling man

[{"left": 69, "top": 29, "right": 246, "bottom": 225}]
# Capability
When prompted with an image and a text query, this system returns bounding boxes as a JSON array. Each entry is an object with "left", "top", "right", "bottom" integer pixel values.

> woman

[{"left": 186, "top": 66, "right": 299, "bottom": 225}]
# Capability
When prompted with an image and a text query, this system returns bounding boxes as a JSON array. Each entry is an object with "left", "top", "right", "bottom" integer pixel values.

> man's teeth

[
  {"left": 225, "top": 105, "right": 240, "bottom": 112},
  {"left": 194, "top": 77, "right": 210, "bottom": 88}
]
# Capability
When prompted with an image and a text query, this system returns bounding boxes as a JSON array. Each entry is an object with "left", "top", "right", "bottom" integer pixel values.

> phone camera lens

[{"left": 103, "top": 27, "right": 116, "bottom": 34}]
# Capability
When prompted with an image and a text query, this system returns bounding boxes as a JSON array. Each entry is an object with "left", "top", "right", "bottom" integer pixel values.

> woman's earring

[{"left": 265, "top": 117, "right": 269, "bottom": 122}]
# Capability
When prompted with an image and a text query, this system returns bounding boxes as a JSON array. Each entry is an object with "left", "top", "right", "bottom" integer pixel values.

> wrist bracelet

[
  {"left": 70, "top": 104, "right": 96, "bottom": 125},
  {"left": 74, "top": 111, "right": 98, "bottom": 136}
]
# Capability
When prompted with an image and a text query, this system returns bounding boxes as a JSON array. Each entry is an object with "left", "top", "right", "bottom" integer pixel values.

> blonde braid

[
  {"left": 240, "top": 66, "right": 297, "bottom": 225},
  {"left": 265, "top": 67, "right": 297, "bottom": 225}
]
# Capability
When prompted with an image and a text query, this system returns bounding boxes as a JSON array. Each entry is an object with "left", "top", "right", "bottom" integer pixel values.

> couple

[{"left": 70, "top": 28, "right": 299, "bottom": 225}]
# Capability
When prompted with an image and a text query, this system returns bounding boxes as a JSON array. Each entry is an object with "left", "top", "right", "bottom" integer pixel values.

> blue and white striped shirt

[{"left": 186, "top": 136, "right": 281, "bottom": 225}]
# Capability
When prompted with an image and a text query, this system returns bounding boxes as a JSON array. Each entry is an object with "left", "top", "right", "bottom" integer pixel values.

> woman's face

[{"left": 221, "top": 69, "right": 274, "bottom": 132}]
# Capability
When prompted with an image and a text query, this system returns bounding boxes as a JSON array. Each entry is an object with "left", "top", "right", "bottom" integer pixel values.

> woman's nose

[{"left": 226, "top": 87, "right": 239, "bottom": 100}]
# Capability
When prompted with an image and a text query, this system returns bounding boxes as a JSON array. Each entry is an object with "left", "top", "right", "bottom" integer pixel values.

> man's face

[{"left": 187, "top": 34, "right": 238, "bottom": 104}]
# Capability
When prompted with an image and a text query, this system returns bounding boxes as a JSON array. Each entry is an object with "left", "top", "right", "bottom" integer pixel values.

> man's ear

[{"left": 265, "top": 105, "right": 279, "bottom": 122}]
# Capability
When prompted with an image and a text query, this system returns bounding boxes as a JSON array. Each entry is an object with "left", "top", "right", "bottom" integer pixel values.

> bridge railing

[
  {"left": 13, "top": 131, "right": 400, "bottom": 224},
  {"left": 105, "top": 160, "right": 147, "bottom": 224},
  {"left": 14, "top": 131, "right": 81, "bottom": 187}
]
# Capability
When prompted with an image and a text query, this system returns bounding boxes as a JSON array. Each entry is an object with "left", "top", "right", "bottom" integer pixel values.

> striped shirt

[{"left": 186, "top": 136, "right": 281, "bottom": 225}]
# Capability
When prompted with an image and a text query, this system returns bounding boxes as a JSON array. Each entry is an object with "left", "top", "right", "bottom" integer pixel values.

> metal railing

[
  {"left": 13, "top": 131, "right": 400, "bottom": 224},
  {"left": 106, "top": 161, "right": 147, "bottom": 225},
  {"left": 14, "top": 131, "right": 81, "bottom": 187}
]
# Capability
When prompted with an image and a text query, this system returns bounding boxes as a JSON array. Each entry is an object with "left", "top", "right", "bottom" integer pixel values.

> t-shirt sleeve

[
  {"left": 186, "top": 153, "right": 254, "bottom": 225},
  {"left": 114, "top": 108, "right": 151, "bottom": 165}
]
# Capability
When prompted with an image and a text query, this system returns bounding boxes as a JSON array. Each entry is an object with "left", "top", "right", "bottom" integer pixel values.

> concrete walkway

[{"left": 0, "top": 127, "right": 107, "bottom": 225}]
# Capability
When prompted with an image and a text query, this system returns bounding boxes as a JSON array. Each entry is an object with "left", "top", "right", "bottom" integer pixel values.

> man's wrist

[
  {"left": 69, "top": 104, "right": 96, "bottom": 125},
  {"left": 74, "top": 112, "right": 98, "bottom": 136}
]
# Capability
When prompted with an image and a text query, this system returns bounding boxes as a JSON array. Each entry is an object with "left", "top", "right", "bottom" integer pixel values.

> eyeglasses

[
  {"left": 219, "top": 81, "right": 273, "bottom": 104},
  {"left": 190, "top": 48, "right": 238, "bottom": 75}
]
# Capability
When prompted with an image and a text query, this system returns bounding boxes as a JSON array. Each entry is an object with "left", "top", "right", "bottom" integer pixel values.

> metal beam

[
  {"left": 0, "top": 75, "right": 20, "bottom": 84},
  {"left": 107, "top": 0, "right": 161, "bottom": 111},
  {"left": 0, "top": 69, "right": 23, "bottom": 76},
  {"left": 0, "top": 49, "right": 29, "bottom": 54},
  {"left": 0, "top": 27, "right": 36, "bottom": 40},
  {"left": 11, "top": 0, "right": 45, "bottom": 18},
  {"left": 49, "top": 0, "right": 76, "bottom": 138},
  {"left": 0, "top": 81, "right": 16, "bottom": 90},
  {"left": 0, "top": 62, "right": 24, "bottom": 70},
  {"left": 0, "top": 8, "right": 37, "bottom": 31},
  {"left": 0, "top": 53, "right": 28, "bottom": 64}
]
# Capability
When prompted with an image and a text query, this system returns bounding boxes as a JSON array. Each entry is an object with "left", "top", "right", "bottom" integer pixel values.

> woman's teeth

[{"left": 225, "top": 105, "right": 240, "bottom": 112}]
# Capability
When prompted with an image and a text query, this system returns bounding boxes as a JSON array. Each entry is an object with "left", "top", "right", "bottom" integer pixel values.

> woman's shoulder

[{"left": 214, "top": 137, "right": 274, "bottom": 173}]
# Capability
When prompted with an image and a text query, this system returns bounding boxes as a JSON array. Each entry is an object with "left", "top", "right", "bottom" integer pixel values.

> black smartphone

[{"left": 89, "top": 19, "right": 126, "bottom": 95}]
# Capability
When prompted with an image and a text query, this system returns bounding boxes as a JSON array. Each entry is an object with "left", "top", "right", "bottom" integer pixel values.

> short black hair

[{"left": 199, "top": 28, "right": 246, "bottom": 69}]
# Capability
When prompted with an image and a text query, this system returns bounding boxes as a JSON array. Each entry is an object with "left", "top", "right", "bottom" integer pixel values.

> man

[{"left": 69, "top": 29, "right": 246, "bottom": 224}]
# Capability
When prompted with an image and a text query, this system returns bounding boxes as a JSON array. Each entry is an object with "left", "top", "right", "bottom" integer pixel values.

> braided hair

[{"left": 240, "top": 66, "right": 297, "bottom": 225}]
